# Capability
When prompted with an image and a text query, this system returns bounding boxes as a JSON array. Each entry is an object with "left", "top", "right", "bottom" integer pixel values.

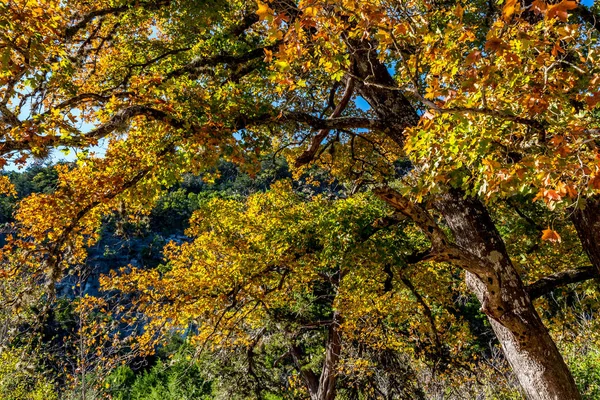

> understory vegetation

[{"left": 1, "top": 161, "right": 600, "bottom": 399}]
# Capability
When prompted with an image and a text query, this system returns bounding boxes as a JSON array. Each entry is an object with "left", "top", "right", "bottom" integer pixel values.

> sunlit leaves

[
  {"left": 256, "top": 1, "right": 273, "bottom": 21},
  {"left": 0, "top": 0, "right": 599, "bottom": 392},
  {"left": 547, "top": 0, "right": 579, "bottom": 22},
  {"left": 502, "top": 0, "right": 520, "bottom": 20},
  {"left": 103, "top": 181, "right": 468, "bottom": 372}
]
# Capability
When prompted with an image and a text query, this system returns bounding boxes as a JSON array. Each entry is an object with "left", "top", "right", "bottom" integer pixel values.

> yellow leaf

[
  {"left": 502, "top": 0, "right": 519, "bottom": 19},
  {"left": 275, "top": 60, "right": 290, "bottom": 71},
  {"left": 304, "top": 6, "right": 318, "bottom": 17},
  {"left": 256, "top": 2, "right": 273, "bottom": 21},
  {"left": 0, "top": 176, "right": 16, "bottom": 197}
]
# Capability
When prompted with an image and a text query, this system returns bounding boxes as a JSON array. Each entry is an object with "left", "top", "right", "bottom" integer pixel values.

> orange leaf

[
  {"left": 565, "top": 185, "right": 578, "bottom": 198},
  {"left": 466, "top": 50, "right": 482, "bottom": 64},
  {"left": 532, "top": 0, "right": 548, "bottom": 13},
  {"left": 541, "top": 228, "right": 561, "bottom": 243},
  {"left": 485, "top": 37, "right": 509, "bottom": 52},
  {"left": 544, "top": 189, "right": 561, "bottom": 201},
  {"left": 503, "top": 0, "right": 519, "bottom": 19},
  {"left": 263, "top": 48, "right": 273, "bottom": 63},
  {"left": 455, "top": 4, "right": 464, "bottom": 19},
  {"left": 590, "top": 174, "right": 600, "bottom": 190},
  {"left": 547, "top": 0, "right": 578, "bottom": 22},
  {"left": 586, "top": 92, "right": 600, "bottom": 108}
]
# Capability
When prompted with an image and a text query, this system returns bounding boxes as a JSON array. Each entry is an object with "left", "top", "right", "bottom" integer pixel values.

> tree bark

[
  {"left": 348, "top": 41, "right": 581, "bottom": 399},
  {"left": 290, "top": 343, "right": 320, "bottom": 398},
  {"left": 434, "top": 191, "right": 581, "bottom": 400},
  {"left": 290, "top": 312, "right": 342, "bottom": 400},
  {"left": 316, "top": 312, "right": 342, "bottom": 400},
  {"left": 571, "top": 196, "right": 600, "bottom": 274},
  {"left": 527, "top": 266, "right": 597, "bottom": 300}
]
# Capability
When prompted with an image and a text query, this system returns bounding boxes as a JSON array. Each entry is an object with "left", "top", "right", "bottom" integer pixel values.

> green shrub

[
  {"left": 0, "top": 348, "right": 57, "bottom": 400},
  {"left": 106, "top": 357, "right": 212, "bottom": 400},
  {"left": 569, "top": 347, "right": 600, "bottom": 399}
]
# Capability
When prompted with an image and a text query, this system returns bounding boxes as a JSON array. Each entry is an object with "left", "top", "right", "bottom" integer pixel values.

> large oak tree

[{"left": 1, "top": 0, "right": 600, "bottom": 398}]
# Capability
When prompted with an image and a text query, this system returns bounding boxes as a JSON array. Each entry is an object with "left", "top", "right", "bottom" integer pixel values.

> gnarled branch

[
  {"left": 295, "top": 77, "right": 355, "bottom": 167},
  {"left": 527, "top": 266, "right": 598, "bottom": 300},
  {"left": 374, "top": 187, "right": 500, "bottom": 288},
  {"left": 65, "top": 0, "right": 172, "bottom": 39}
]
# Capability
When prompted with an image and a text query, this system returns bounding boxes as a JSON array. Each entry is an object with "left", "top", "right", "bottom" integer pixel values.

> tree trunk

[
  {"left": 290, "top": 313, "right": 342, "bottom": 400},
  {"left": 316, "top": 312, "right": 342, "bottom": 400},
  {"left": 348, "top": 41, "right": 581, "bottom": 399},
  {"left": 434, "top": 191, "right": 580, "bottom": 400},
  {"left": 571, "top": 196, "right": 600, "bottom": 273}
]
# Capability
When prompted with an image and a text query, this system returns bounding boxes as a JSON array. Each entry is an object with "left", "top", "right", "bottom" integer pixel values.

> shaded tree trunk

[
  {"left": 571, "top": 196, "right": 600, "bottom": 274},
  {"left": 349, "top": 42, "right": 581, "bottom": 399},
  {"left": 290, "top": 312, "right": 342, "bottom": 400},
  {"left": 316, "top": 311, "right": 342, "bottom": 400}
]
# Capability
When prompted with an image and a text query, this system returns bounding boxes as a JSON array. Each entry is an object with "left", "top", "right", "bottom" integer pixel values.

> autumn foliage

[{"left": 1, "top": 0, "right": 600, "bottom": 398}]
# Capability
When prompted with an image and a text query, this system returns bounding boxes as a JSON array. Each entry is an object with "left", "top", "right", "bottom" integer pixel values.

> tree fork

[{"left": 434, "top": 190, "right": 580, "bottom": 400}]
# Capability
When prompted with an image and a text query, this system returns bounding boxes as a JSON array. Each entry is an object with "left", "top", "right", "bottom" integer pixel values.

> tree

[
  {"left": 105, "top": 182, "right": 442, "bottom": 400},
  {"left": 1, "top": 0, "right": 600, "bottom": 398}
]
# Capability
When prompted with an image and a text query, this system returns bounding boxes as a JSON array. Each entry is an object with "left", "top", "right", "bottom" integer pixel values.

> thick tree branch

[
  {"left": 0, "top": 105, "right": 180, "bottom": 156},
  {"left": 316, "top": 312, "right": 342, "bottom": 400},
  {"left": 375, "top": 187, "right": 518, "bottom": 327},
  {"left": 279, "top": 113, "right": 387, "bottom": 131},
  {"left": 126, "top": 47, "right": 192, "bottom": 70},
  {"left": 527, "top": 266, "right": 598, "bottom": 300},
  {"left": 290, "top": 344, "right": 320, "bottom": 397},
  {"left": 295, "top": 77, "right": 355, "bottom": 167},
  {"left": 0, "top": 105, "right": 385, "bottom": 157},
  {"left": 0, "top": 104, "right": 21, "bottom": 126},
  {"left": 64, "top": 0, "right": 172, "bottom": 39},
  {"left": 165, "top": 45, "right": 275, "bottom": 80},
  {"left": 374, "top": 187, "right": 497, "bottom": 280},
  {"left": 374, "top": 187, "right": 449, "bottom": 250},
  {"left": 403, "top": 86, "right": 546, "bottom": 130},
  {"left": 65, "top": 6, "right": 128, "bottom": 39},
  {"left": 440, "top": 107, "right": 545, "bottom": 130},
  {"left": 405, "top": 248, "right": 433, "bottom": 264}
]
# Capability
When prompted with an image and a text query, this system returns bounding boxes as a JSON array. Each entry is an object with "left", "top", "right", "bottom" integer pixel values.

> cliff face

[{"left": 56, "top": 232, "right": 191, "bottom": 299}]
